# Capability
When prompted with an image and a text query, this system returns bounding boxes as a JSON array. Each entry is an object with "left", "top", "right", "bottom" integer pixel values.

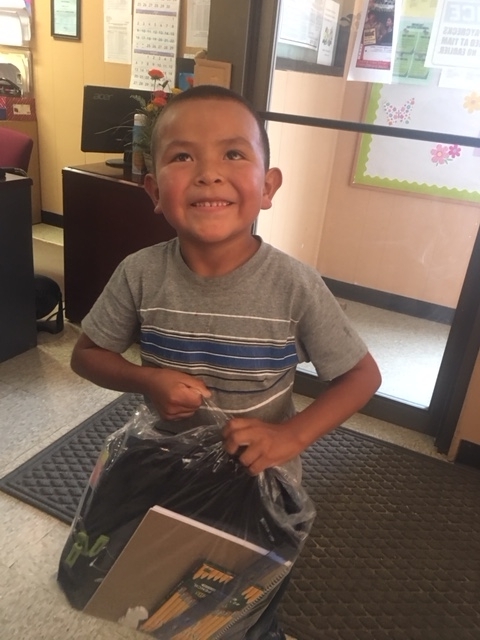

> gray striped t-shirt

[{"left": 82, "top": 238, "right": 367, "bottom": 422}]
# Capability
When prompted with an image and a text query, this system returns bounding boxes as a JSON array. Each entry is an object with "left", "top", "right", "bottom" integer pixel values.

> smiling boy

[{"left": 71, "top": 85, "right": 381, "bottom": 639}]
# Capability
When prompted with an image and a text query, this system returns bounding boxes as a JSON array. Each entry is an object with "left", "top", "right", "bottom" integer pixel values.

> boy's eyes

[
  {"left": 225, "top": 149, "right": 244, "bottom": 160},
  {"left": 169, "top": 149, "right": 245, "bottom": 162},
  {"left": 171, "top": 152, "right": 192, "bottom": 162}
]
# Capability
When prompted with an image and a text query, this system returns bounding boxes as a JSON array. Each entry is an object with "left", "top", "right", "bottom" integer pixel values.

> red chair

[{"left": 0, "top": 126, "right": 34, "bottom": 173}]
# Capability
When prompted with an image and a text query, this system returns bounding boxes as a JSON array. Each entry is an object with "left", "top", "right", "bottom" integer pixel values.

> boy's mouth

[{"left": 191, "top": 200, "right": 232, "bottom": 208}]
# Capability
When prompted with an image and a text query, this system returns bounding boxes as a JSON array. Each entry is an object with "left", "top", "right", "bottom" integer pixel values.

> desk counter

[
  {"left": 63, "top": 163, "right": 176, "bottom": 323},
  {"left": 0, "top": 173, "right": 36, "bottom": 361}
]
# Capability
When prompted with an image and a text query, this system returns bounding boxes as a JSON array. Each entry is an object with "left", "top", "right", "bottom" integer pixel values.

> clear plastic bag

[{"left": 57, "top": 400, "right": 316, "bottom": 639}]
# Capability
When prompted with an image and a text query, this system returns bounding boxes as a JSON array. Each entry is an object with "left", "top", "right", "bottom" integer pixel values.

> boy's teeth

[{"left": 194, "top": 201, "right": 229, "bottom": 207}]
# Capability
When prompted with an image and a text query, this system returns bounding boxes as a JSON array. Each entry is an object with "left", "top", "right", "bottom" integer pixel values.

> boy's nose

[{"left": 195, "top": 161, "right": 223, "bottom": 185}]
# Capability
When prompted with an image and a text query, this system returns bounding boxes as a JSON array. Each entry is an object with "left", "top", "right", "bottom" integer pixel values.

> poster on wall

[
  {"left": 185, "top": 0, "right": 210, "bottom": 49},
  {"left": 425, "top": 0, "right": 480, "bottom": 70},
  {"left": 278, "top": 0, "right": 342, "bottom": 67},
  {"left": 348, "top": 0, "right": 402, "bottom": 82},
  {"left": 389, "top": 0, "right": 439, "bottom": 85},
  {"left": 353, "top": 83, "right": 480, "bottom": 203},
  {"left": 278, "top": 0, "right": 325, "bottom": 50},
  {"left": 104, "top": 0, "right": 132, "bottom": 64},
  {"left": 0, "top": 0, "right": 31, "bottom": 45},
  {"left": 130, "top": 0, "right": 180, "bottom": 90},
  {"left": 392, "top": 16, "right": 438, "bottom": 85},
  {"left": 316, "top": 0, "right": 340, "bottom": 66}
]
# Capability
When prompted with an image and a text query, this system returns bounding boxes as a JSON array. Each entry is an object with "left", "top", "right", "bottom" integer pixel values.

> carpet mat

[{"left": 1, "top": 393, "right": 480, "bottom": 640}]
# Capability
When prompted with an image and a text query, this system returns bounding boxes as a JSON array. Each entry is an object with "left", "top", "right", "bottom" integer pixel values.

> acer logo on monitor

[
  {"left": 92, "top": 92, "right": 116, "bottom": 101},
  {"left": 81, "top": 85, "right": 151, "bottom": 154}
]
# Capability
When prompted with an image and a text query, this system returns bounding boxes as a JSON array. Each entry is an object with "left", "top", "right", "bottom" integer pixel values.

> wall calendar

[{"left": 130, "top": 0, "right": 180, "bottom": 90}]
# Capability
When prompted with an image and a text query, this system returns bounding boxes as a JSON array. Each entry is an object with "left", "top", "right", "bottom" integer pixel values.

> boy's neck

[{"left": 179, "top": 235, "right": 261, "bottom": 277}]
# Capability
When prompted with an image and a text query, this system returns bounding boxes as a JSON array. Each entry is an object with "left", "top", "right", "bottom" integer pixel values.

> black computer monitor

[{"left": 81, "top": 85, "right": 151, "bottom": 168}]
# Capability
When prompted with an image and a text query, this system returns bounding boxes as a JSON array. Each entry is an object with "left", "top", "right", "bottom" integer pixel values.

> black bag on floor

[{"left": 34, "top": 274, "right": 64, "bottom": 334}]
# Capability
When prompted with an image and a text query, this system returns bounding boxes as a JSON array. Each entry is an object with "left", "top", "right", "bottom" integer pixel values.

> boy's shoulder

[
  {"left": 261, "top": 241, "right": 326, "bottom": 282},
  {"left": 123, "top": 237, "right": 178, "bottom": 266}
]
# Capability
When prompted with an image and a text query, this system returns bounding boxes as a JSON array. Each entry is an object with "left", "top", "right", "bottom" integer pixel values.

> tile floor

[
  {"left": 298, "top": 300, "right": 450, "bottom": 409},
  {"left": 0, "top": 227, "right": 449, "bottom": 639}
]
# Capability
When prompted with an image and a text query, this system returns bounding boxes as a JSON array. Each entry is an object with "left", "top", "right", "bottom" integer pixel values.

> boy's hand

[
  {"left": 222, "top": 418, "right": 302, "bottom": 475},
  {"left": 145, "top": 368, "right": 211, "bottom": 420}
]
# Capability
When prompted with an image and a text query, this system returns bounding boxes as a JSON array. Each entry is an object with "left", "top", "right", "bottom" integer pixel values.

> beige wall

[{"left": 256, "top": 70, "right": 344, "bottom": 267}]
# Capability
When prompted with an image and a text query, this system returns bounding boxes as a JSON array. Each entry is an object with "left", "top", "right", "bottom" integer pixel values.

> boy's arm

[
  {"left": 71, "top": 333, "right": 210, "bottom": 419},
  {"left": 222, "top": 352, "right": 381, "bottom": 475}
]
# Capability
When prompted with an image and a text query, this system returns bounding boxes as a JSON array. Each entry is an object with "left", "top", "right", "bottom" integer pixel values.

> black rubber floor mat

[
  {"left": 1, "top": 393, "right": 480, "bottom": 639},
  {"left": 0, "top": 393, "right": 143, "bottom": 523}
]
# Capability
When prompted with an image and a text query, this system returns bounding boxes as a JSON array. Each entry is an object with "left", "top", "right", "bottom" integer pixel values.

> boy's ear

[
  {"left": 261, "top": 167, "right": 282, "bottom": 210},
  {"left": 144, "top": 173, "right": 163, "bottom": 215}
]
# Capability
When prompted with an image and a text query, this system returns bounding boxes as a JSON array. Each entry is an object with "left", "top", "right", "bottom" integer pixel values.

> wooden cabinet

[
  {"left": 0, "top": 173, "right": 36, "bottom": 362},
  {"left": 63, "top": 163, "right": 176, "bottom": 323}
]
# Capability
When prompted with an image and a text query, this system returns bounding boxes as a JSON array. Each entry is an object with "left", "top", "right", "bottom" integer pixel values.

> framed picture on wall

[
  {"left": 51, "top": 0, "right": 81, "bottom": 40},
  {"left": 353, "top": 83, "right": 480, "bottom": 204}
]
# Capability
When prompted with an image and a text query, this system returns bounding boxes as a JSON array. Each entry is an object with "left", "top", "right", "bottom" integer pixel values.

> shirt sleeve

[
  {"left": 81, "top": 260, "right": 140, "bottom": 353},
  {"left": 295, "top": 276, "right": 368, "bottom": 382}
]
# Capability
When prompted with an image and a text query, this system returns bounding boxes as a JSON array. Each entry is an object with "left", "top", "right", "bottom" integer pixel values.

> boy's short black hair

[{"left": 151, "top": 85, "right": 271, "bottom": 169}]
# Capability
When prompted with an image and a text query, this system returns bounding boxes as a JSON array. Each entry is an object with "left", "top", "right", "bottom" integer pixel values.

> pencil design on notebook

[
  {"left": 202, "top": 585, "right": 264, "bottom": 640},
  {"left": 171, "top": 584, "right": 265, "bottom": 640},
  {"left": 140, "top": 561, "right": 235, "bottom": 633}
]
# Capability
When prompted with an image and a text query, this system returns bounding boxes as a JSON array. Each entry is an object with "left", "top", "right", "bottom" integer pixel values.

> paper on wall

[
  {"left": 130, "top": 0, "right": 180, "bottom": 90},
  {"left": 278, "top": 0, "right": 325, "bottom": 50},
  {"left": 438, "top": 66, "right": 480, "bottom": 89},
  {"left": 104, "top": 0, "right": 132, "bottom": 64},
  {"left": 392, "top": 16, "right": 439, "bottom": 85},
  {"left": 0, "top": 11, "right": 23, "bottom": 45},
  {"left": 425, "top": 0, "right": 480, "bottom": 70},
  {"left": 185, "top": 0, "right": 210, "bottom": 49},
  {"left": 0, "top": 0, "right": 26, "bottom": 7},
  {"left": 348, "top": 0, "right": 402, "bottom": 83},
  {"left": 316, "top": 0, "right": 340, "bottom": 66}
]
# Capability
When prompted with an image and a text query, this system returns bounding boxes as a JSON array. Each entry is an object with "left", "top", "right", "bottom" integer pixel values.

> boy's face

[{"left": 144, "top": 98, "right": 282, "bottom": 249}]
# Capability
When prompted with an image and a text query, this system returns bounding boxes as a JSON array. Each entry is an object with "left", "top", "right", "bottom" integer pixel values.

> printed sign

[{"left": 426, "top": 0, "right": 480, "bottom": 69}]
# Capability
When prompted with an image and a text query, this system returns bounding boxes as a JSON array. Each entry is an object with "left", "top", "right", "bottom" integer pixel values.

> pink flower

[
  {"left": 430, "top": 144, "right": 450, "bottom": 165},
  {"left": 448, "top": 144, "right": 461, "bottom": 158}
]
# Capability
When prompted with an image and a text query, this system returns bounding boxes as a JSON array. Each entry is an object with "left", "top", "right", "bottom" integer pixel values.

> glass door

[{"left": 206, "top": 0, "right": 480, "bottom": 449}]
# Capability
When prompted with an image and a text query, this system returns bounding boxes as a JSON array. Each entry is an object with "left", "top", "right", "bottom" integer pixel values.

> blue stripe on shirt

[{"left": 141, "top": 329, "right": 299, "bottom": 371}]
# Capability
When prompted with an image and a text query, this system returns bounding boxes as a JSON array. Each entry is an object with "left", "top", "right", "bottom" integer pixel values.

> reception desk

[
  {"left": 63, "top": 163, "right": 177, "bottom": 323},
  {"left": 0, "top": 173, "right": 37, "bottom": 362}
]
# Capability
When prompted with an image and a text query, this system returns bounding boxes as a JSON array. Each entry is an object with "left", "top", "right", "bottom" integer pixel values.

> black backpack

[{"left": 34, "top": 274, "right": 64, "bottom": 334}]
